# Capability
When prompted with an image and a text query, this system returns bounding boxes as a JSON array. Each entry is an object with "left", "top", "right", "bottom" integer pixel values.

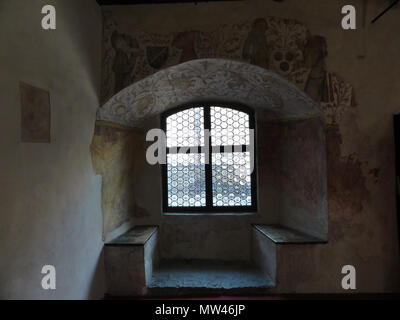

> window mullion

[
  {"left": 204, "top": 106, "right": 213, "bottom": 208},
  {"left": 211, "top": 145, "right": 248, "bottom": 153}
]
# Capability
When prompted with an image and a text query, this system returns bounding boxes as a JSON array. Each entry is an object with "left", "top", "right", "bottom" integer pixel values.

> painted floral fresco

[{"left": 98, "top": 58, "right": 321, "bottom": 127}]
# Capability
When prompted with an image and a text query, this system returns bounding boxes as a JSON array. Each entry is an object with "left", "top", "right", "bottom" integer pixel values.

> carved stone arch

[{"left": 97, "top": 58, "right": 321, "bottom": 127}]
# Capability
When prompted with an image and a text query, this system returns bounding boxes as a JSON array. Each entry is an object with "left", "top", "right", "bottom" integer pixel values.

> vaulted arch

[{"left": 97, "top": 58, "right": 321, "bottom": 128}]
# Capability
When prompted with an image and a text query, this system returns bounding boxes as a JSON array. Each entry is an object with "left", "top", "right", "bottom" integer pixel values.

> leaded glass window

[{"left": 162, "top": 103, "right": 257, "bottom": 213}]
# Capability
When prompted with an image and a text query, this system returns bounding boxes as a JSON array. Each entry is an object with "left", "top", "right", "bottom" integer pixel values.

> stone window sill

[{"left": 164, "top": 212, "right": 257, "bottom": 216}]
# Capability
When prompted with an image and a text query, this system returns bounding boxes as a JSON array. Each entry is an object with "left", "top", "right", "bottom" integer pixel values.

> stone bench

[
  {"left": 104, "top": 225, "right": 158, "bottom": 296},
  {"left": 251, "top": 224, "right": 326, "bottom": 287},
  {"left": 253, "top": 224, "right": 326, "bottom": 245}
]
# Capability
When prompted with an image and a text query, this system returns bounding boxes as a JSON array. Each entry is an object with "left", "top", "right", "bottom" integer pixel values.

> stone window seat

[
  {"left": 253, "top": 224, "right": 327, "bottom": 245},
  {"left": 251, "top": 224, "right": 327, "bottom": 285},
  {"left": 106, "top": 225, "right": 158, "bottom": 246},
  {"left": 105, "top": 225, "right": 159, "bottom": 296}
]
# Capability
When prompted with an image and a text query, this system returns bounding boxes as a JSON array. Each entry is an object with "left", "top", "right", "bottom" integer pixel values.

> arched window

[{"left": 161, "top": 103, "right": 257, "bottom": 213}]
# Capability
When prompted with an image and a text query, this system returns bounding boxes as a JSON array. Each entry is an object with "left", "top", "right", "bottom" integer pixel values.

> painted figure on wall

[
  {"left": 242, "top": 18, "right": 270, "bottom": 69},
  {"left": 171, "top": 31, "right": 198, "bottom": 63},
  {"left": 111, "top": 31, "right": 140, "bottom": 93},
  {"left": 146, "top": 46, "right": 169, "bottom": 69},
  {"left": 304, "top": 35, "right": 329, "bottom": 103}
]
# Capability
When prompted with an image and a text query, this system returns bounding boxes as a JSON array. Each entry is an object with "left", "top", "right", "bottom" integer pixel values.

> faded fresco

[
  {"left": 20, "top": 82, "right": 51, "bottom": 143},
  {"left": 101, "top": 14, "right": 341, "bottom": 106},
  {"left": 100, "top": 12, "right": 357, "bottom": 124},
  {"left": 110, "top": 31, "right": 140, "bottom": 94},
  {"left": 90, "top": 122, "right": 148, "bottom": 237}
]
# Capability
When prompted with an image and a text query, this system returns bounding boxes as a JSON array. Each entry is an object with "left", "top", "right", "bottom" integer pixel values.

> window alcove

[{"left": 94, "top": 59, "right": 328, "bottom": 295}]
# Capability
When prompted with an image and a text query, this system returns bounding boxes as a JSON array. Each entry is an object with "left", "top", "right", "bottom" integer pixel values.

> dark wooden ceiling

[{"left": 96, "top": 0, "right": 241, "bottom": 5}]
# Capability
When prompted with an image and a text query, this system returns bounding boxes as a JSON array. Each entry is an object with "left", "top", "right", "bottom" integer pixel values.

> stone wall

[
  {"left": 0, "top": 0, "right": 104, "bottom": 299},
  {"left": 258, "top": 117, "right": 327, "bottom": 239}
]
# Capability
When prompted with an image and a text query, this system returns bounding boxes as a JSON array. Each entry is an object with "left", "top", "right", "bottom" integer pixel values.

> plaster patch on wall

[
  {"left": 326, "top": 123, "right": 371, "bottom": 243},
  {"left": 20, "top": 82, "right": 51, "bottom": 143},
  {"left": 90, "top": 121, "right": 148, "bottom": 237},
  {"left": 321, "top": 74, "right": 376, "bottom": 243}
]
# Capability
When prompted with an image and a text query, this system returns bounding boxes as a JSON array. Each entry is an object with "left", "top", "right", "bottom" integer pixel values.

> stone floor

[{"left": 149, "top": 260, "right": 274, "bottom": 290}]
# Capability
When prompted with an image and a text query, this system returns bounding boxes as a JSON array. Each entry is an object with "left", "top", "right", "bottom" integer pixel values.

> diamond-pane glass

[
  {"left": 211, "top": 107, "right": 250, "bottom": 146},
  {"left": 212, "top": 152, "right": 252, "bottom": 207},
  {"left": 166, "top": 107, "right": 204, "bottom": 147},
  {"left": 167, "top": 153, "right": 206, "bottom": 207}
]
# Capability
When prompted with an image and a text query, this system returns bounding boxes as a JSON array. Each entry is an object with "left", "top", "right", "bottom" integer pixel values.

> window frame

[{"left": 161, "top": 102, "right": 257, "bottom": 214}]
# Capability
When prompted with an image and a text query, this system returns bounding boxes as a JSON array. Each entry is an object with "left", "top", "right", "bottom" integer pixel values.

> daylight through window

[{"left": 162, "top": 104, "right": 257, "bottom": 213}]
